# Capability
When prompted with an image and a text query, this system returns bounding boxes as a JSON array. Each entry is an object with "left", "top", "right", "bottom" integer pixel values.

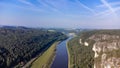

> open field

[{"left": 30, "top": 42, "right": 60, "bottom": 68}]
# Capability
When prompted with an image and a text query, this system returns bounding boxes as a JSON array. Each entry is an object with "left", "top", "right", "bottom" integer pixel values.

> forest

[
  {"left": 67, "top": 29, "right": 120, "bottom": 68},
  {"left": 67, "top": 36, "right": 94, "bottom": 68},
  {"left": 0, "top": 26, "right": 67, "bottom": 68}
]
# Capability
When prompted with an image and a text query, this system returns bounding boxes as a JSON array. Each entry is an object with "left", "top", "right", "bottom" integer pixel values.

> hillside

[
  {"left": 68, "top": 30, "right": 120, "bottom": 68},
  {"left": 0, "top": 26, "right": 67, "bottom": 68}
]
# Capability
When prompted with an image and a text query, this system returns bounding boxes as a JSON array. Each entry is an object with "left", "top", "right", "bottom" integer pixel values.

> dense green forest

[
  {"left": 0, "top": 26, "right": 67, "bottom": 68},
  {"left": 68, "top": 37, "right": 94, "bottom": 68},
  {"left": 67, "top": 30, "right": 97, "bottom": 68}
]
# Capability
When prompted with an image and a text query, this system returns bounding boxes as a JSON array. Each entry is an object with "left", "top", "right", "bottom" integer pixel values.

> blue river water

[{"left": 51, "top": 38, "right": 71, "bottom": 68}]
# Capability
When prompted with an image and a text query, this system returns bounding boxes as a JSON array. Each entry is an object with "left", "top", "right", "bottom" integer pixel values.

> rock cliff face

[{"left": 89, "top": 34, "right": 120, "bottom": 68}]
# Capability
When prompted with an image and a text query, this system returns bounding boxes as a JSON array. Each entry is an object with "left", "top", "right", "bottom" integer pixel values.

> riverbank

[
  {"left": 67, "top": 36, "right": 94, "bottom": 68},
  {"left": 23, "top": 41, "right": 60, "bottom": 68},
  {"left": 51, "top": 38, "right": 69, "bottom": 68},
  {"left": 66, "top": 41, "right": 70, "bottom": 68}
]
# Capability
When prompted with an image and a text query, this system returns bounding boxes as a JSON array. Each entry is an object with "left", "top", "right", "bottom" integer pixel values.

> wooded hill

[
  {"left": 0, "top": 26, "right": 67, "bottom": 68},
  {"left": 68, "top": 29, "right": 120, "bottom": 68}
]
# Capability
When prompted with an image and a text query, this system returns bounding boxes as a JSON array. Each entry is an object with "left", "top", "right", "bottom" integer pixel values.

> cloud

[
  {"left": 100, "top": 0, "right": 117, "bottom": 17},
  {"left": 0, "top": 2, "right": 46, "bottom": 14},
  {"left": 17, "top": 0, "right": 34, "bottom": 6},
  {"left": 37, "top": 0, "right": 63, "bottom": 14},
  {"left": 1, "top": 0, "right": 120, "bottom": 29},
  {"left": 37, "top": 0, "right": 96, "bottom": 15},
  {"left": 96, "top": 7, "right": 120, "bottom": 17},
  {"left": 17, "top": 0, "right": 46, "bottom": 12},
  {"left": 75, "top": 0, "right": 96, "bottom": 14},
  {"left": 95, "top": 0, "right": 120, "bottom": 18},
  {"left": 97, "top": 2, "right": 120, "bottom": 8}
]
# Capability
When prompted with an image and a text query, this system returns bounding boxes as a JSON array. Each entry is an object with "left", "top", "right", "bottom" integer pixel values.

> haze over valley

[{"left": 1, "top": 0, "right": 120, "bottom": 68}]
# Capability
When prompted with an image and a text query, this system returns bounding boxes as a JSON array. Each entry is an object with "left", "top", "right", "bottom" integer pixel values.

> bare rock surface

[{"left": 89, "top": 34, "right": 120, "bottom": 68}]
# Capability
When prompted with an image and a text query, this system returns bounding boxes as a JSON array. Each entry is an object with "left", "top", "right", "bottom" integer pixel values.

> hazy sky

[{"left": 0, "top": 0, "right": 120, "bottom": 29}]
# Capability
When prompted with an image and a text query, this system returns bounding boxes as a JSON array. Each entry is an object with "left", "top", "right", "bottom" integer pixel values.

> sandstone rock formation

[{"left": 89, "top": 34, "right": 120, "bottom": 68}]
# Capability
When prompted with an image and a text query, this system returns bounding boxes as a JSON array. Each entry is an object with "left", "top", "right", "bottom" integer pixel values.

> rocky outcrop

[
  {"left": 84, "top": 42, "right": 89, "bottom": 46},
  {"left": 79, "top": 39, "right": 89, "bottom": 46},
  {"left": 89, "top": 34, "right": 120, "bottom": 68}
]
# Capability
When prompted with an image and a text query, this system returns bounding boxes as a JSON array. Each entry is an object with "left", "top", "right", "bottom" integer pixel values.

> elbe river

[{"left": 51, "top": 38, "right": 72, "bottom": 68}]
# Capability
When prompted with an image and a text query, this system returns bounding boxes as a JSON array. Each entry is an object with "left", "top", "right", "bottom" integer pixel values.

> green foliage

[
  {"left": 30, "top": 42, "right": 59, "bottom": 68},
  {"left": 0, "top": 27, "right": 67, "bottom": 68},
  {"left": 68, "top": 37, "right": 94, "bottom": 68},
  {"left": 69, "top": 29, "right": 120, "bottom": 68}
]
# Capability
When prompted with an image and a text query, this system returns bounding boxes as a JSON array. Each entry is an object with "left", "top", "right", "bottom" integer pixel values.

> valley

[{"left": 0, "top": 26, "right": 120, "bottom": 68}]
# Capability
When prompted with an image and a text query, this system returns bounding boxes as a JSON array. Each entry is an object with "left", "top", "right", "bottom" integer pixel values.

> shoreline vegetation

[
  {"left": 67, "top": 36, "right": 94, "bottom": 68},
  {"left": 30, "top": 41, "right": 60, "bottom": 68},
  {"left": 22, "top": 41, "right": 59, "bottom": 68},
  {"left": 66, "top": 41, "right": 70, "bottom": 68}
]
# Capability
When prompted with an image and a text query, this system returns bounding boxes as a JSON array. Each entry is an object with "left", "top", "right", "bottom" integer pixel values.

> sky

[{"left": 0, "top": 0, "right": 120, "bottom": 29}]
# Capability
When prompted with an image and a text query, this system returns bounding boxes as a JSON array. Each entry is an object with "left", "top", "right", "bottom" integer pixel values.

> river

[{"left": 51, "top": 38, "right": 71, "bottom": 68}]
